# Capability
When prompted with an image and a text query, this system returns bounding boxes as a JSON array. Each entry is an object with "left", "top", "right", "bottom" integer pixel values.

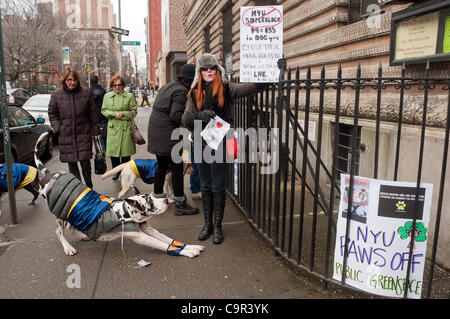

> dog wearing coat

[
  {"left": 34, "top": 133, "right": 204, "bottom": 258},
  {"left": 101, "top": 159, "right": 194, "bottom": 199},
  {"left": 0, "top": 162, "right": 40, "bottom": 205}
]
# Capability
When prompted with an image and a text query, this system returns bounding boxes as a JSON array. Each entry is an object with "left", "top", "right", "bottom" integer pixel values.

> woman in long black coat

[
  {"left": 48, "top": 66, "right": 100, "bottom": 188},
  {"left": 147, "top": 64, "right": 198, "bottom": 216}
]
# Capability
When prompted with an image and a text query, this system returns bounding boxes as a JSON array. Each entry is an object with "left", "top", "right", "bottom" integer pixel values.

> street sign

[
  {"left": 122, "top": 41, "right": 141, "bottom": 46},
  {"left": 110, "top": 26, "right": 129, "bottom": 36}
]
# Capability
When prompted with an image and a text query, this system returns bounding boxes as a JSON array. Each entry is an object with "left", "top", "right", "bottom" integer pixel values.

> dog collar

[{"left": 167, "top": 240, "right": 186, "bottom": 256}]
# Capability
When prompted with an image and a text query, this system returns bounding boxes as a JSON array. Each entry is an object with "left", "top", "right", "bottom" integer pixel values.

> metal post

[
  {"left": 0, "top": 12, "right": 18, "bottom": 224},
  {"left": 118, "top": 0, "right": 122, "bottom": 75}
]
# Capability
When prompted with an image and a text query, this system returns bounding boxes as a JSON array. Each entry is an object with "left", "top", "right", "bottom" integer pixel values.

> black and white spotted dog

[{"left": 34, "top": 133, "right": 204, "bottom": 258}]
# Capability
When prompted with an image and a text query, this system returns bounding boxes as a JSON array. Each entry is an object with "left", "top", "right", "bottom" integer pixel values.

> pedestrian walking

[
  {"left": 141, "top": 87, "right": 150, "bottom": 106},
  {"left": 90, "top": 75, "right": 107, "bottom": 149},
  {"left": 48, "top": 66, "right": 100, "bottom": 189},
  {"left": 182, "top": 53, "right": 267, "bottom": 244},
  {"left": 147, "top": 63, "right": 199, "bottom": 216},
  {"left": 101, "top": 75, "right": 137, "bottom": 180}
]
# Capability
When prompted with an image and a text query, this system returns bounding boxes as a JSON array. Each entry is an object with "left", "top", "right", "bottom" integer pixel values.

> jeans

[
  {"left": 197, "top": 161, "right": 227, "bottom": 194},
  {"left": 190, "top": 153, "right": 201, "bottom": 194}
]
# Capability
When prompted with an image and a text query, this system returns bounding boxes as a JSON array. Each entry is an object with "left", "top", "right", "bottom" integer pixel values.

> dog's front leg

[
  {"left": 139, "top": 223, "right": 205, "bottom": 258},
  {"left": 56, "top": 219, "right": 77, "bottom": 256},
  {"left": 139, "top": 223, "right": 174, "bottom": 245}
]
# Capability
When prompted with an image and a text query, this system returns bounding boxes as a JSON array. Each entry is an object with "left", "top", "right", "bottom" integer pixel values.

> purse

[
  {"left": 130, "top": 112, "right": 146, "bottom": 145},
  {"left": 93, "top": 138, "right": 107, "bottom": 175}
]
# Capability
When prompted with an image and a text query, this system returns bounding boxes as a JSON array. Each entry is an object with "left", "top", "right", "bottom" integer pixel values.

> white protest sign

[
  {"left": 240, "top": 6, "right": 283, "bottom": 82},
  {"left": 200, "top": 116, "right": 231, "bottom": 150},
  {"left": 333, "top": 175, "right": 433, "bottom": 298}
]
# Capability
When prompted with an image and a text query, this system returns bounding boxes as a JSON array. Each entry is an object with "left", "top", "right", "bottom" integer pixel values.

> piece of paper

[
  {"left": 200, "top": 116, "right": 231, "bottom": 150},
  {"left": 134, "top": 259, "right": 151, "bottom": 268}
]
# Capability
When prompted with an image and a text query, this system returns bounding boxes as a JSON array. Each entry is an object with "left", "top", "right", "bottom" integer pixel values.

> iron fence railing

[{"left": 227, "top": 61, "right": 450, "bottom": 299}]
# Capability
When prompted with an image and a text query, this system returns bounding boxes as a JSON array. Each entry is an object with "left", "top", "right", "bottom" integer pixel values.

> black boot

[
  {"left": 174, "top": 195, "right": 199, "bottom": 216},
  {"left": 198, "top": 193, "right": 213, "bottom": 241},
  {"left": 212, "top": 192, "right": 226, "bottom": 244}
]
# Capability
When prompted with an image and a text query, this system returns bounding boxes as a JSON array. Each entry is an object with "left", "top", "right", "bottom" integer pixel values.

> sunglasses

[
  {"left": 112, "top": 84, "right": 124, "bottom": 87},
  {"left": 200, "top": 66, "right": 218, "bottom": 72}
]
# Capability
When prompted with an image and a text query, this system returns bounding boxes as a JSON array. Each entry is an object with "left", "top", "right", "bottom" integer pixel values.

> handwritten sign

[
  {"left": 240, "top": 6, "right": 283, "bottom": 82},
  {"left": 333, "top": 175, "right": 433, "bottom": 299}
]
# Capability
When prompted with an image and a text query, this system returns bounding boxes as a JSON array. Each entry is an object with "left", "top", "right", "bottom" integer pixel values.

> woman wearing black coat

[
  {"left": 147, "top": 64, "right": 199, "bottom": 216},
  {"left": 48, "top": 66, "right": 100, "bottom": 188}
]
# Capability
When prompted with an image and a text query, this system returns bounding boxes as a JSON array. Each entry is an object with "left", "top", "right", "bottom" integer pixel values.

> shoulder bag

[{"left": 130, "top": 112, "right": 146, "bottom": 145}]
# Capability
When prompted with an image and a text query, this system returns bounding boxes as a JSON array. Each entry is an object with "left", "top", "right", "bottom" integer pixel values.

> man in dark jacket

[
  {"left": 90, "top": 75, "right": 107, "bottom": 149},
  {"left": 147, "top": 64, "right": 198, "bottom": 216}
]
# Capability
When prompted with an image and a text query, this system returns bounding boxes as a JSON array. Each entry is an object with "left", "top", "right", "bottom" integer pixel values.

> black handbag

[{"left": 93, "top": 138, "right": 107, "bottom": 175}]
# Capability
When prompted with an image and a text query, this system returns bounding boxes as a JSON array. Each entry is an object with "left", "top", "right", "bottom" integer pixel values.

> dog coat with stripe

[
  {"left": 47, "top": 173, "right": 119, "bottom": 231},
  {"left": 0, "top": 163, "right": 37, "bottom": 192},
  {"left": 129, "top": 159, "right": 158, "bottom": 184}
]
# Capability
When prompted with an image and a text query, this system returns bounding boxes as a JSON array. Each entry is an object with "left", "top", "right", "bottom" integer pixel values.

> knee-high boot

[
  {"left": 212, "top": 192, "right": 226, "bottom": 244},
  {"left": 198, "top": 192, "right": 213, "bottom": 240}
]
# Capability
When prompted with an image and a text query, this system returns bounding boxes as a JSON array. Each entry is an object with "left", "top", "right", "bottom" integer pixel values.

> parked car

[
  {"left": 22, "top": 94, "right": 51, "bottom": 124},
  {"left": 21, "top": 94, "right": 58, "bottom": 144},
  {"left": 0, "top": 104, "right": 53, "bottom": 163},
  {"left": 7, "top": 88, "right": 32, "bottom": 106}
]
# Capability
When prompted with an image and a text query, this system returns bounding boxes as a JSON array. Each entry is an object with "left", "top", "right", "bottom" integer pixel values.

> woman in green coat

[{"left": 101, "top": 75, "right": 137, "bottom": 180}]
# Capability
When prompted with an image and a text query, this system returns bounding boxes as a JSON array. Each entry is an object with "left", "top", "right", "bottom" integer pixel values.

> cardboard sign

[
  {"left": 333, "top": 175, "right": 433, "bottom": 299},
  {"left": 240, "top": 6, "right": 283, "bottom": 82}
]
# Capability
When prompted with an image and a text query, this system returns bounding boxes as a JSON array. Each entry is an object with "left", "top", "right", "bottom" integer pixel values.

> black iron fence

[{"left": 227, "top": 62, "right": 450, "bottom": 299}]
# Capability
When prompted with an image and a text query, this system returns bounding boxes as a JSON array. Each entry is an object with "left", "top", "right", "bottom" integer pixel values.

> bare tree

[{"left": 1, "top": 0, "right": 61, "bottom": 82}]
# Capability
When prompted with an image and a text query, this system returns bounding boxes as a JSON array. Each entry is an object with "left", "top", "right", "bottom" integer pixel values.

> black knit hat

[{"left": 179, "top": 63, "right": 196, "bottom": 80}]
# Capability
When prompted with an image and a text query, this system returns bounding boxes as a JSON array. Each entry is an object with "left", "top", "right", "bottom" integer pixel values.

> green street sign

[{"left": 122, "top": 41, "right": 141, "bottom": 46}]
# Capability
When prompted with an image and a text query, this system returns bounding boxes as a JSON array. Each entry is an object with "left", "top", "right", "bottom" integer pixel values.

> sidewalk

[{"left": 0, "top": 106, "right": 349, "bottom": 299}]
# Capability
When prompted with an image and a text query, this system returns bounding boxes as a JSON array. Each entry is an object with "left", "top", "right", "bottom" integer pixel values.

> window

[
  {"left": 223, "top": 3, "right": 233, "bottom": 75},
  {"left": 254, "top": 0, "right": 278, "bottom": 5},
  {"left": 333, "top": 123, "right": 362, "bottom": 181},
  {"left": 360, "top": 0, "right": 382, "bottom": 18},
  {"left": 204, "top": 25, "right": 211, "bottom": 53}
]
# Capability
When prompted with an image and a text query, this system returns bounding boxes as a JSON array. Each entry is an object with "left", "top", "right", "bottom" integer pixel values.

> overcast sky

[{"left": 112, "top": 0, "right": 148, "bottom": 70}]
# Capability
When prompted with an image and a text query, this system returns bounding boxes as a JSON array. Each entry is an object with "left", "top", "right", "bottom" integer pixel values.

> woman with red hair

[{"left": 182, "top": 53, "right": 266, "bottom": 244}]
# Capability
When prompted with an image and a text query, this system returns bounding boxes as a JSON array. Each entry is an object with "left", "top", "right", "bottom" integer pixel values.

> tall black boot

[
  {"left": 212, "top": 192, "right": 226, "bottom": 244},
  {"left": 198, "top": 192, "right": 213, "bottom": 241}
]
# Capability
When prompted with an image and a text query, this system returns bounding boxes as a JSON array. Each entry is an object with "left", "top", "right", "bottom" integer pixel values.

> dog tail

[
  {"left": 35, "top": 132, "right": 49, "bottom": 174},
  {"left": 101, "top": 163, "right": 127, "bottom": 180}
]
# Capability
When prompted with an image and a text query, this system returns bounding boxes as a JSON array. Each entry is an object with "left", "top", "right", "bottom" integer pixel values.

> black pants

[
  {"left": 141, "top": 96, "right": 150, "bottom": 106},
  {"left": 68, "top": 160, "right": 92, "bottom": 188},
  {"left": 154, "top": 155, "right": 184, "bottom": 197},
  {"left": 110, "top": 156, "right": 131, "bottom": 170}
]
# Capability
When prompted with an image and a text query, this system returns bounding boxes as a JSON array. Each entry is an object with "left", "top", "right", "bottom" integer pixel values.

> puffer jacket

[
  {"left": 147, "top": 81, "right": 189, "bottom": 156},
  {"left": 48, "top": 86, "right": 100, "bottom": 162}
]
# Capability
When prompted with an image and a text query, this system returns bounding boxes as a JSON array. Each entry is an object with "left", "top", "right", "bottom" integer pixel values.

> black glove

[{"left": 195, "top": 110, "right": 216, "bottom": 123}]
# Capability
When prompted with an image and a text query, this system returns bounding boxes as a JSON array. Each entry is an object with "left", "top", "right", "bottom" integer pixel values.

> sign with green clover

[{"left": 333, "top": 175, "right": 433, "bottom": 299}]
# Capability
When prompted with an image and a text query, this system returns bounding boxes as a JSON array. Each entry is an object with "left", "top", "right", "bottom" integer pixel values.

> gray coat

[{"left": 147, "top": 81, "right": 189, "bottom": 156}]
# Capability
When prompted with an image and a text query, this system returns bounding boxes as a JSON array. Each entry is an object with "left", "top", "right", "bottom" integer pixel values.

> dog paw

[
  {"left": 181, "top": 245, "right": 205, "bottom": 258},
  {"left": 64, "top": 247, "right": 78, "bottom": 256}
]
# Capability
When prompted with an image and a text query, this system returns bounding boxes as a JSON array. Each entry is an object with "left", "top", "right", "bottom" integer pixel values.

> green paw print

[{"left": 396, "top": 201, "right": 406, "bottom": 210}]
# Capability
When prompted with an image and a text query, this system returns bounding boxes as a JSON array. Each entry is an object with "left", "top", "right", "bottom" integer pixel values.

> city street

[{"left": 0, "top": 106, "right": 351, "bottom": 301}]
